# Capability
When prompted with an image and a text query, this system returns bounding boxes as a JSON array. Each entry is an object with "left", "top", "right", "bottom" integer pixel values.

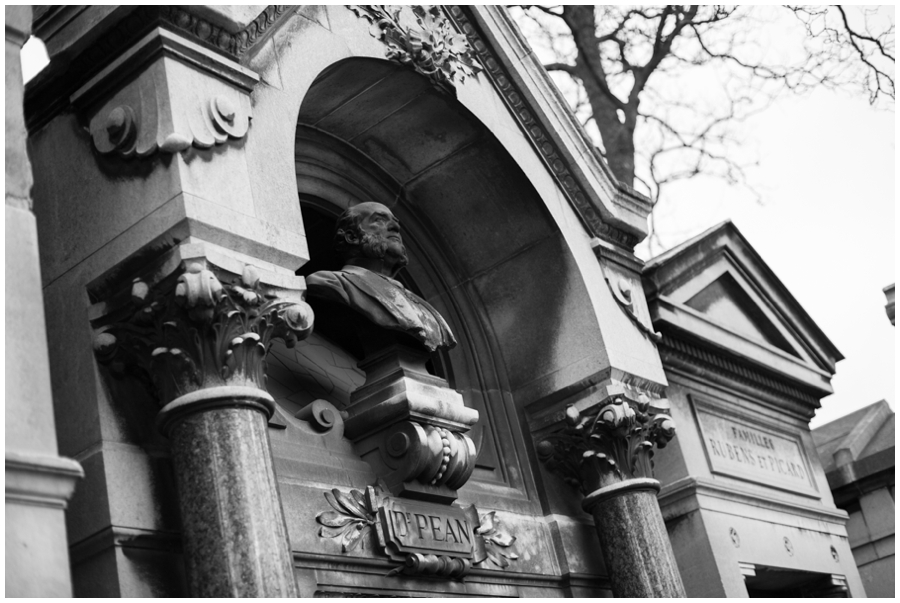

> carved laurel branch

[
  {"left": 537, "top": 397, "right": 676, "bottom": 495},
  {"left": 92, "top": 94, "right": 250, "bottom": 158},
  {"left": 349, "top": 5, "right": 481, "bottom": 92},
  {"left": 93, "top": 263, "right": 314, "bottom": 405},
  {"left": 474, "top": 511, "right": 518, "bottom": 569},
  {"left": 316, "top": 486, "right": 380, "bottom": 553}
]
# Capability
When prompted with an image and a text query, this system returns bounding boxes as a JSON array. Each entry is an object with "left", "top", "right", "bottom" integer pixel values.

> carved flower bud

[
  {"left": 283, "top": 302, "right": 314, "bottom": 333},
  {"left": 564, "top": 404, "right": 581, "bottom": 426},
  {"left": 597, "top": 398, "right": 635, "bottom": 432},
  {"left": 131, "top": 278, "right": 150, "bottom": 306},
  {"left": 241, "top": 264, "right": 260, "bottom": 288},
  {"left": 93, "top": 332, "right": 118, "bottom": 362},
  {"left": 175, "top": 263, "right": 223, "bottom": 312},
  {"left": 652, "top": 414, "right": 677, "bottom": 448},
  {"left": 535, "top": 440, "right": 555, "bottom": 461}
]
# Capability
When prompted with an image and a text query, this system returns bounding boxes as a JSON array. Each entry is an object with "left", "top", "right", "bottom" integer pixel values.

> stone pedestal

[
  {"left": 585, "top": 480, "right": 684, "bottom": 597},
  {"left": 161, "top": 387, "right": 296, "bottom": 597},
  {"left": 538, "top": 394, "right": 685, "bottom": 598}
]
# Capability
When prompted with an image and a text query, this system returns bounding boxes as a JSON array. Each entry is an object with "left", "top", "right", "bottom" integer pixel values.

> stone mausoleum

[{"left": 6, "top": 5, "right": 868, "bottom": 598}]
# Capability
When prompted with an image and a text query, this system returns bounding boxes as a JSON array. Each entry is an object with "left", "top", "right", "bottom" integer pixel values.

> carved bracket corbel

[
  {"left": 91, "top": 93, "right": 250, "bottom": 157},
  {"left": 342, "top": 344, "right": 479, "bottom": 503},
  {"left": 536, "top": 395, "right": 676, "bottom": 498},
  {"left": 91, "top": 243, "right": 313, "bottom": 411},
  {"left": 71, "top": 28, "right": 259, "bottom": 159}
]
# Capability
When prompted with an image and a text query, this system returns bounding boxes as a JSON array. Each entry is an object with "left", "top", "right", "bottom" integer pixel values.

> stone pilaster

[
  {"left": 5, "top": 5, "right": 84, "bottom": 597},
  {"left": 537, "top": 395, "right": 685, "bottom": 597},
  {"left": 92, "top": 244, "right": 313, "bottom": 597}
]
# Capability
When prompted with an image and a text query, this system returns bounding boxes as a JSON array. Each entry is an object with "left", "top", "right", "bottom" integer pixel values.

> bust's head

[{"left": 334, "top": 202, "right": 409, "bottom": 277}]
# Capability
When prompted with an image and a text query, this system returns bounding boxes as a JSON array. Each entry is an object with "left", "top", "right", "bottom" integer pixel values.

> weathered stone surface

[
  {"left": 168, "top": 402, "right": 297, "bottom": 597},
  {"left": 5, "top": 6, "right": 32, "bottom": 207}
]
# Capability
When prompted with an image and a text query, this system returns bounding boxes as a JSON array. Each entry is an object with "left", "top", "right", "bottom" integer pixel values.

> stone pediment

[{"left": 643, "top": 221, "right": 842, "bottom": 397}]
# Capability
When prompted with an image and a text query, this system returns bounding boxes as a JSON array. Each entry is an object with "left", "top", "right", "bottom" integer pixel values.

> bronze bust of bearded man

[{"left": 306, "top": 202, "right": 457, "bottom": 352}]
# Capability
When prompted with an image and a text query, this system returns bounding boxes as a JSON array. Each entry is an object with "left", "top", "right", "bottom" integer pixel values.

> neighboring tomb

[
  {"left": 813, "top": 400, "right": 895, "bottom": 598},
  {"left": 643, "top": 221, "right": 865, "bottom": 597}
]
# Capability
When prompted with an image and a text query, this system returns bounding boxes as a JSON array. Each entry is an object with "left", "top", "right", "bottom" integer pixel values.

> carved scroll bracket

[
  {"left": 71, "top": 28, "right": 259, "bottom": 159},
  {"left": 536, "top": 392, "right": 676, "bottom": 507},
  {"left": 342, "top": 343, "right": 479, "bottom": 504},
  {"left": 90, "top": 243, "right": 313, "bottom": 417}
]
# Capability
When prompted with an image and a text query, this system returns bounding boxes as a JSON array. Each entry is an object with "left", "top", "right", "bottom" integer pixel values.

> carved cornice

[
  {"left": 349, "top": 6, "right": 481, "bottom": 93},
  {"left": 537, "top": 395, "right": 676, "bottom": 504},
  {"left": 657, "top": 332, "right": 820, "bottom": 408},
  {"left": 92, "top": 245, "right": 314, "bottom": 411},
  {"left": 446, "top": 7, "right": 640, "bottom": 250}
]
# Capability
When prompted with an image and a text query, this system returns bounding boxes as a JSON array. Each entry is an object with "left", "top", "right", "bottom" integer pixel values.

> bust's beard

[{"left": 360, "top": 232, "right": 409, "bottom": 272}]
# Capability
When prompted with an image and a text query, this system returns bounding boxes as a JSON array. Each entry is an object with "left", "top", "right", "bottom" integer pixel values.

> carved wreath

[{"left": 349, "top": 5, "right": 481, "bottom": 91}]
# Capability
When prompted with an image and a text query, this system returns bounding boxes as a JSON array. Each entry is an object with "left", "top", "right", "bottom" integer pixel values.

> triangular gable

[
  {"left": 643, "top": 221, "right": 842, "bottom": 396},
  {"left": 684, "top": 272, "right": 797, "bottom": 356}
]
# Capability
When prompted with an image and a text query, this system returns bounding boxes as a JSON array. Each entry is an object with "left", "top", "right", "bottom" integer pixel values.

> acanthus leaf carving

[
  {"left": 349, "top": 5, "right": 482, "bottom": 93},
  {"left": 92, "top": 250, "right": 314, "bottom": 407},
  {"left": 537, "top": 395, "right": 676, "bottom": 497}
]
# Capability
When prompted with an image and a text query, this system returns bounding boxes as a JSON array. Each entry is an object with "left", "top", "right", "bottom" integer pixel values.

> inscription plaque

[
  {"left": 377, "top": 497, "right": 474, "bottom": 559},
  {"left": 696, "top": 407, "right": 818, "bottom": 497}
]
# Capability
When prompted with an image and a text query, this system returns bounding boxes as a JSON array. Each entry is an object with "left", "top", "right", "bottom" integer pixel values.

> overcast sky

[{"left": 20, "top": 10, "right": 894, "bottom": 428}]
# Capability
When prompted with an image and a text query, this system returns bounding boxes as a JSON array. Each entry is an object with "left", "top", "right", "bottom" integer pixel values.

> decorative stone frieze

[
  {"left": 349, "top": 5, "right": 481, "bottom": 93},
  {"left": 159, "top": 6, "right": 294, "bottom": 57}
]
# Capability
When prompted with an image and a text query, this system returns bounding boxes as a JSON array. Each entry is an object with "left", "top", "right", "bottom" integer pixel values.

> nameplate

[
  {"left": 377, "top": 497, "right": 474, "bottom": 559},
  {"left": 696, "top": 407, "right": 818, "bottom": 497}
]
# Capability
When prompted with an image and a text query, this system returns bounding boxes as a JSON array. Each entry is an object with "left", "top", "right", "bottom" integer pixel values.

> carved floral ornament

[
  {"left": 349, "top": 5, "right": 482, "bottom": 92},
  {"left": 93, "top": 255, "right": 314, "bottom": 410},
  {"left": 536, "top": 396, "right": 676, "bottom": 498},
  {"left": 315, "top": 485, "right": 517, "bottom": 578}
]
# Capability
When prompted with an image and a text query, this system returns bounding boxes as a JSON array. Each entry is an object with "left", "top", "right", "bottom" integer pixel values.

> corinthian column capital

[
  {"left": 91, "top": 243, "right": 314, "bottom": 421},
  {"left": 537, "top": 394, "right": 676, "bottom": 502}
]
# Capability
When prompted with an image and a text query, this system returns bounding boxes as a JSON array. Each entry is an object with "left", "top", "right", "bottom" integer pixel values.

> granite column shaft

[
  {"left": 585, "top": 479, "right": 685, "bottom": 598},
  {"left": 162, "top": 388, "right": 298, "bottom": 597}
]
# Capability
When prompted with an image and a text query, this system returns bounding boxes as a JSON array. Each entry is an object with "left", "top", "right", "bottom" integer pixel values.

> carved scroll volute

[
  {"left": 536, "top": 395, "right": 676, "bottom": 496},
  {"left": 91, "top": 245, "right": 314, "bottom": 409}
]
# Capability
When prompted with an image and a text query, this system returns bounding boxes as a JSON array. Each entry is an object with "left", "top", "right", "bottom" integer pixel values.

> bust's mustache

[{"left": 358, "top": 232, "right": 409, "bottom": 269}]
